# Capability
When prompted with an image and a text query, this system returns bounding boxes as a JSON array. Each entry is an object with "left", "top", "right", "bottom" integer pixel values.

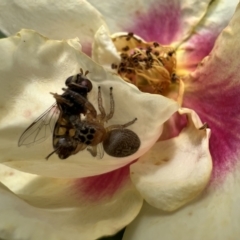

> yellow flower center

[{"left": 111, "top": 33, "right": 178, "bottom": 95}]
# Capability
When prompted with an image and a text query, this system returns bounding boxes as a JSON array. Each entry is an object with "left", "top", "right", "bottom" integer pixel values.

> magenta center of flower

[{"left": 73, "top": 163, "right": 131, "bottom": 201}]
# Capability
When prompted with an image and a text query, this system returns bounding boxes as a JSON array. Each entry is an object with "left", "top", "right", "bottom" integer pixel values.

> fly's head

[{"left": 65, "top": 68, "right": 93, "bottom": 95}]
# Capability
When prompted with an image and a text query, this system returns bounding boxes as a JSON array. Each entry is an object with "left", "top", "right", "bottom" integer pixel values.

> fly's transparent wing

[{"left": 18, "top": 103, "right": 59, "bottom": 147}]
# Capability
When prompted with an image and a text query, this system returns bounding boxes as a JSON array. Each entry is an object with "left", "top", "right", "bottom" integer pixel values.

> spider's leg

[
  {"left": 105, "top": 87, "right": 114, "bottom": 122},
  {"left": 105, "top": 118, "right": 137, "bottom": 132},
  {"left": 97, "top": 86, "right": 106, "bottom": 122},
  {"left": 87, "top": 145, "right": 97, "bottom": 157}
]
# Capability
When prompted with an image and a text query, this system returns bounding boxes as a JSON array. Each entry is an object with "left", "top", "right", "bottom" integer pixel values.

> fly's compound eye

[
  {"left": 80, "top": 79, "right": 93, "bottom": 92},
  {"left": 65, "top": 74, "right": 92, "bottom": 92},
  {"left": 65, "top": 75, "right": 75, "bottom": 86},
  {"left": 65, "top": 74, "right": 82, "bottom": 86}
]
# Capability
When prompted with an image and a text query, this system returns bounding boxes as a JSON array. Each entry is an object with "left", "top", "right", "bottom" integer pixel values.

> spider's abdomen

[{"left": 103, "top": 129, "right": 140, "bottom": 157}]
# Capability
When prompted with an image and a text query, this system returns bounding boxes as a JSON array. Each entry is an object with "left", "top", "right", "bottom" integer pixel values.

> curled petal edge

[{"left": 130, "top": 108, "right": 212, "bottom": 211}]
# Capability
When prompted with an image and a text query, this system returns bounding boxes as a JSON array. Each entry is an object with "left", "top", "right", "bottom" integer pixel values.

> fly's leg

[
  {"left": 105, "top": 118, "right": 137, "bottom": 132},
  {"left": 67, "top": 82, "right": 88, "bottom": 92},
  {"left": 50, "top": 92, "right": 72, "bottom": 106}
]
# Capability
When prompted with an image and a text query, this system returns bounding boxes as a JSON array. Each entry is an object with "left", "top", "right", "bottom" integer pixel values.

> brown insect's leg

[
  {"left": 97, "top": 86, "right": 106, "bottom": 121},
  {"left": 67, "top": 82, "right": 89, "bottom": 91},
  {"left": 105, "top": 87, "right": 115, "bottom": 122},
  {"left": 45, "top": 147, "right": 60, "bottom": 160},
  {"left": 105, "top": 118, "right": 137, "bottom": 132},
  {"left": 87, "top": 145, "right": 97, "bottom": 157},
  {"left": 50, "top": 93, "right": 72, "bottom": 106},
  {"left": 63, "top": 88, "right": 97, "bottom": 118}
]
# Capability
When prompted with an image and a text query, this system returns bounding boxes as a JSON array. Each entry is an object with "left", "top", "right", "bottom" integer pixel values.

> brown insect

[{"left": 18, "top": 69, "right": 140, "bottom": 159}]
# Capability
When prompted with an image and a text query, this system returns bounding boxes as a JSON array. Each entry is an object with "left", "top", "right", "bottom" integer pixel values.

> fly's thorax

[{"left": 60, "top": 92, "right": 87, "bottom": 116}]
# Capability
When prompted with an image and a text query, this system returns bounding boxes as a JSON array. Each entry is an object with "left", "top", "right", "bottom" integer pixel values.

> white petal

[
  {"left": 0, "top": 164, "right": 37, "bottom": 193},
  {"left": 124, "top": 164, "right": 240, "bottom": 240},
  {"left": 88, "top": 0, "right": 211, "bottom": 44},
  {"left": 0, "top": 0, "right": 108, "bottom": 46},
  {"left": 177, "top": 0, "right": 239, "bottom": 71},
  {"left": 0, "top": 165, "right": 142, "bottom": 240},
  {"left": 92, "top": 28, "right": 148, "bottom": 71},
  {"left": 0, "top": 29, "right": 179, "bottom": 178},
  {"left": 130, "top": 108, "right": 212, "bottom": 211},
  {"left": 92, "top": 26, "right": 121, "bottom": 70}
]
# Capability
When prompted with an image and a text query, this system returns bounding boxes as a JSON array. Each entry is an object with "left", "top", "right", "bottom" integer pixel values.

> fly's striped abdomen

[{"left": 53, "top": 114, "right": 76, "bottom": 148}]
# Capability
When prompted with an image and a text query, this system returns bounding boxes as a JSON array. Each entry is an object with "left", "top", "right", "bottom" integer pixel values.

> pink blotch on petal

[
  {"left": 82, "top": 42, "right": 92, "bottom": 56},
  {"left": 184, "top": 78, "right": 240, "bottom": 185},
  {"left": 127, "top": 1, "right": 181, "bottom": 44},
  {"left": 3, "top": 171, "right": 14, "bottom": 177},
  {"left": 159, "top": 112, "right": 187, "bottom": 141},
  {"left": 23, "top": 110, "right": 32, "bottom": 119},
  {"left": 183, "top": 28, "right": 223, "bottom": 70},
  {"left": 73, "top": 163, "right": 132, "bottom": 201}
]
